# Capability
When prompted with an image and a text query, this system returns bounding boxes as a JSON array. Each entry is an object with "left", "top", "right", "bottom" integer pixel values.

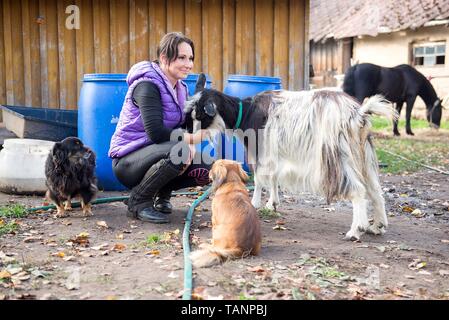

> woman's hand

[{"left": 183, "top": 130, "right": 210, "bottom": 145}]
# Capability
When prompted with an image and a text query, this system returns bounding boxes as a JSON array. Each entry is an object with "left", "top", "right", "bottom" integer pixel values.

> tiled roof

[{"left": 310, "top": 0, "right": 449, "bottom": 42}]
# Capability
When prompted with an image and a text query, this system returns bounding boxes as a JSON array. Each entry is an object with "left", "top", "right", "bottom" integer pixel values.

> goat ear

[
  {"left": 209, "top": 161, "right": 227, "bottom": 190},
  {"left": 194, "top": 73, "right": 207, "bottom": 94},
  {"left": 204, "top": 103, "right": 216, "bottom": 117},
  {"left": 236, "top": 163, "right": 249, "bottom": 182}
]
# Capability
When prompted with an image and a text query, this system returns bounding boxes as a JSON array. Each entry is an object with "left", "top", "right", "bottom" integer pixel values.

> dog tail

[
  {"left": 190, "top": 246, "right": 244, "bottom": 268},
  {"left": 360, "top": 94, "right": 399, "bottom": 121}
]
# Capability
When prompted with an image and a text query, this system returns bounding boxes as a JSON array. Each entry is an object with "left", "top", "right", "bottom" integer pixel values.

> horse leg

[
  {"left": 405, "top": 96, "right": 417, "bottom": 135},
  {"left": 393, "top": 102, "right": 403, "bottom": 136}
]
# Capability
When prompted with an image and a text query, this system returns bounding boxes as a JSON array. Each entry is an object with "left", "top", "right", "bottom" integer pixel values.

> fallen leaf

[
  {"left": 113, "top": 243, "right": 126, "bottom": 252},
  {"left": 23, "top": 236, "right": 42, "bottom": 243},
  {"left": 417, "top": 270, "right": 431, "bottom": 275},
  {"left": 0, "top": 219, "right": 4, "bottom": 226},
  {"left": 145, "top": 249, "right": 160, "bottom": 256},
  {"left": 96, "top": 221, "right": 109, "bottom": 229},
  {"left": 63, "top": 256, "right": 76, "bottom": 262},
  {"left": 272, "top": 225, "right": 287, "bottom": 231},
  {"left": 91, "top": 243, "right": 109, "bottom": 251},
  {"left": 402, "top": 206, "right": 414, "bottom": 213},
  {"left": 247, "top": 266, "right": 265, "bottom": 273},
  {"left": 52, "top": 251, "right": 66, "bottom": 258},
  {"left": 0, "top": 270, "right": 12, "bottom": 280},
  {"left": 411, "top": 209, "right": 425, "bottom": 218},
  {"left": 438, "top": 270, "right": 449, "bottom": 277}
]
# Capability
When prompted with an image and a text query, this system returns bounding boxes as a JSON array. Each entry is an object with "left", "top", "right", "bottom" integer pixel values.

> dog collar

[{"left": 235, "top": 101, "right": 243, "bottom": 129}]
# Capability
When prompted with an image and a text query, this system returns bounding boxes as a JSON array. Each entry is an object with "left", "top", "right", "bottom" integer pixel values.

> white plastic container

[{"left": 0, "top": 138, "right": 55, "bottom": 195}]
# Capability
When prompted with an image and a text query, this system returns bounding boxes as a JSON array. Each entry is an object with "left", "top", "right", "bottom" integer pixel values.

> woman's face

[{"left": 161, "top": 42, "right": 194, "bottom": 86}]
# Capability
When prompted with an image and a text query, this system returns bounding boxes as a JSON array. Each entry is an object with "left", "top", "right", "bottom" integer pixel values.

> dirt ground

[{"left": 1, "top": 143, "right": 448, "bottom": 301}]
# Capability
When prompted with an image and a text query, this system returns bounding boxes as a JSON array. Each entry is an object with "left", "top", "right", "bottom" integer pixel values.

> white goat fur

[{"left": 252, "top": 89, "right": 398, "bottom": 240}]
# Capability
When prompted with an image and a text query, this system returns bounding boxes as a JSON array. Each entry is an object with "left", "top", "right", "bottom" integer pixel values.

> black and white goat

[{"left": 185, "top": 75, "right": 398, "bottom": 240}]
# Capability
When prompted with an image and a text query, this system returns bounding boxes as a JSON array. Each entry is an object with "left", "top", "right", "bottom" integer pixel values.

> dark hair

[{"left": 157, "top": 32, "right": 195, "bottom": 64}]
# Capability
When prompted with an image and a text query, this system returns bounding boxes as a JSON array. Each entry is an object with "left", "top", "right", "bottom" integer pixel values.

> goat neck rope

[{"left": 234, "top": 101, "right": 243, "bottom": 129}]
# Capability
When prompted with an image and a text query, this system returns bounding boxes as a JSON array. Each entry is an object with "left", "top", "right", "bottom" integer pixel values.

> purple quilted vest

[{"left": 108, "top": 61, "right": 188, "bottom": 158}]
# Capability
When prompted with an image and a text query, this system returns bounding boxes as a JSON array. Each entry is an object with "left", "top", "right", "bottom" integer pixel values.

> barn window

[{"left": 413, "top": 42, "right": 446, "bottom": 66}]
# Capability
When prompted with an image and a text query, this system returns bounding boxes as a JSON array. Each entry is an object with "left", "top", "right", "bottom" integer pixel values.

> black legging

[{"left": 112, "top": 141, "right": 211, "bottom": 191}]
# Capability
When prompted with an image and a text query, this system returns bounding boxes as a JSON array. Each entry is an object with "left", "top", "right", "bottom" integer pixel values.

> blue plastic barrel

[
  {"left": 183, "top": 73, "right": 212, "bottom": 96},
  {"left": 78, "top": 74, "right": 128, "bottom": 191},
  {"left": 223, "top": 74, "right": 282, "bottom": 99},
  {"left": 220, "top": 75, "right": 283, "bottom": 171}
]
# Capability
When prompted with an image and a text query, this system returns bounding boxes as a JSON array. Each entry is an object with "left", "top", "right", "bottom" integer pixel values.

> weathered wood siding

[{"left": 0, "top": 0, "right": 309, "bottom": 110}]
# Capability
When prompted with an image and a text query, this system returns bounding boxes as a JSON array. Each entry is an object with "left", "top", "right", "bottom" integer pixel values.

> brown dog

[{"left": 190, "top": 159, "right": 261, "bottom": 268}]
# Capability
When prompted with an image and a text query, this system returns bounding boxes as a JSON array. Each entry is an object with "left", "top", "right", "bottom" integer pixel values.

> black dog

[{"left": 45, "top": 137, "right": 98, "bottom": 217}]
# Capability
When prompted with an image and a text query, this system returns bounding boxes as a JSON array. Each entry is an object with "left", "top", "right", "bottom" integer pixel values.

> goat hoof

[
  {"left": 265, "top": 202, "right": 277, "bottom": 211},
  {"left": 251, "top": 200, "right": 262, "bottom": 209},
  {"left": 367, "top": 224, "right": 386, "bottom": 235},
  {"left": 344, "top": 230, "right": 361, "bottom": 241}
]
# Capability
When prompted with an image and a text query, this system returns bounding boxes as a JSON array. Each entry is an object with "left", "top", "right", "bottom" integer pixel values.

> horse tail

[
  {"left": 360, "top": 95, "right": 399, "bottom": 121},
  {"left": 343, "top": 65, "right": 356, "bottom": 97}
]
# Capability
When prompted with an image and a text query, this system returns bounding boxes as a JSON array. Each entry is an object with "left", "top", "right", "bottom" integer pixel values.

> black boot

[
  {"left": 127, "top": 158, "right": 183, "bottom": 223},
  {"left": 153, "top": 186, "right": 173, "bottom": 214}
]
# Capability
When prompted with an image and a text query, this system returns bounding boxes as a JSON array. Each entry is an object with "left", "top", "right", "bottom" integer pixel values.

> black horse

[{"left": 343, "top": 63, "right": 443, "bottom": 135}]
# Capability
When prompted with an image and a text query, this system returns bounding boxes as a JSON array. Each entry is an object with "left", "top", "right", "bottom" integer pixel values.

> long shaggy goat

[{"left": 186, "top": 75, "right": 398, "bottom": 240}]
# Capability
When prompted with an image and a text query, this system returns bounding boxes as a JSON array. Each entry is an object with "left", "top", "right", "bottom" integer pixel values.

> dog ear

[
  {"left": 209, "top": 161, "right": 227, "bottom": 190},
  {"left": 236, "top": 163, "right": 249, "bottom": 183},
  {"left": 204, "top": 103, "right": 216, "bottom": 117},
  {"left": 194, "top": 73, "right": 207, "bottom": 94},
  {"left": 52, "top": 142, "right": 67, "bottom": 166}
]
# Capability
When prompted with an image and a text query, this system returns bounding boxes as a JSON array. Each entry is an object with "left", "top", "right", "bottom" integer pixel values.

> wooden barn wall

[
  {"left": 0, "top": 0, "right": 309, "bottom": 111},
  {"left": 310, "top": 38, "right": 342, "bottom": 87}
]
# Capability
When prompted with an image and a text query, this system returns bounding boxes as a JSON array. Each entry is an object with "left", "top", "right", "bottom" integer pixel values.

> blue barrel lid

[
  {"left": 83, "top": 74, "right": 127, "bottom": 82},
  {"left": 226, "top": 74, "right": 282, "bottom": 84}
]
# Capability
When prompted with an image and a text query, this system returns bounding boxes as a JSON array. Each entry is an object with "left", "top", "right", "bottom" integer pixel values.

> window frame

[{"left": 412, "top": 41, "right": 446, "bottom": 67}]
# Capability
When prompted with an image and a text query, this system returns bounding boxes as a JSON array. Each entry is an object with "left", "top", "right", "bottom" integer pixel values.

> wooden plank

[
  {"left": 149, "top": 0, "right": 166, "bottom": 60},
  {"left": 255, "top": 0, "right": 274, "bottom": 76},
  {"left": 75, "top": 0, "right": 89, "bottom": 104},
  {"left": 1, "top": 0, "right": 14, "bottom": 105},
  {"left": 167, "top": 0, "right": 185, "bottom": 33},
  {"left": 58, "top": 0, "right": 78, "bottom": 110},
  {"left": 129, "top": 0, "right": 149, "bottom": 65},
  {"left": 46, "top": 0, "right": 60, "bottom": 108},
  {"left": 10, "top": 0, "right": 25, "bottom": 105},
  {"left": 235, "top": 0, "right": 255, "bottom": 75},
  {"left": 29, "top": 0, "right": 42, "bottom": 106},
  {"left": 302, "top": 0, "right": 310, "bottom": 90},
  {"left": 93, "top": 0, "right": 111, "bottom": 72},
  {"left": 202, "top": 0, "right": 222, "bottom": 90},
  {"left": 185, "top": 0, "right": 202, "bottom": 72},
  {"left": 222, "top": 0, "right": 235, "bottom": 84},
  {"left": 273, "top": 0, "right": 289, "bottom": 88},
  {"left": 0, "top": 0, "right": 5, "bottom": 107},
  {"left": 22, "top": 0, "right": 33, "bottom": 106},
  {"left": 38, "top": 0, "right": 49, "bottom": 107},
  {"left": 288, "top": 0, "right": 305, "bottom": 90},
  {"left": 110, "top": 0, "right": 129, "bottom": 73}
]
